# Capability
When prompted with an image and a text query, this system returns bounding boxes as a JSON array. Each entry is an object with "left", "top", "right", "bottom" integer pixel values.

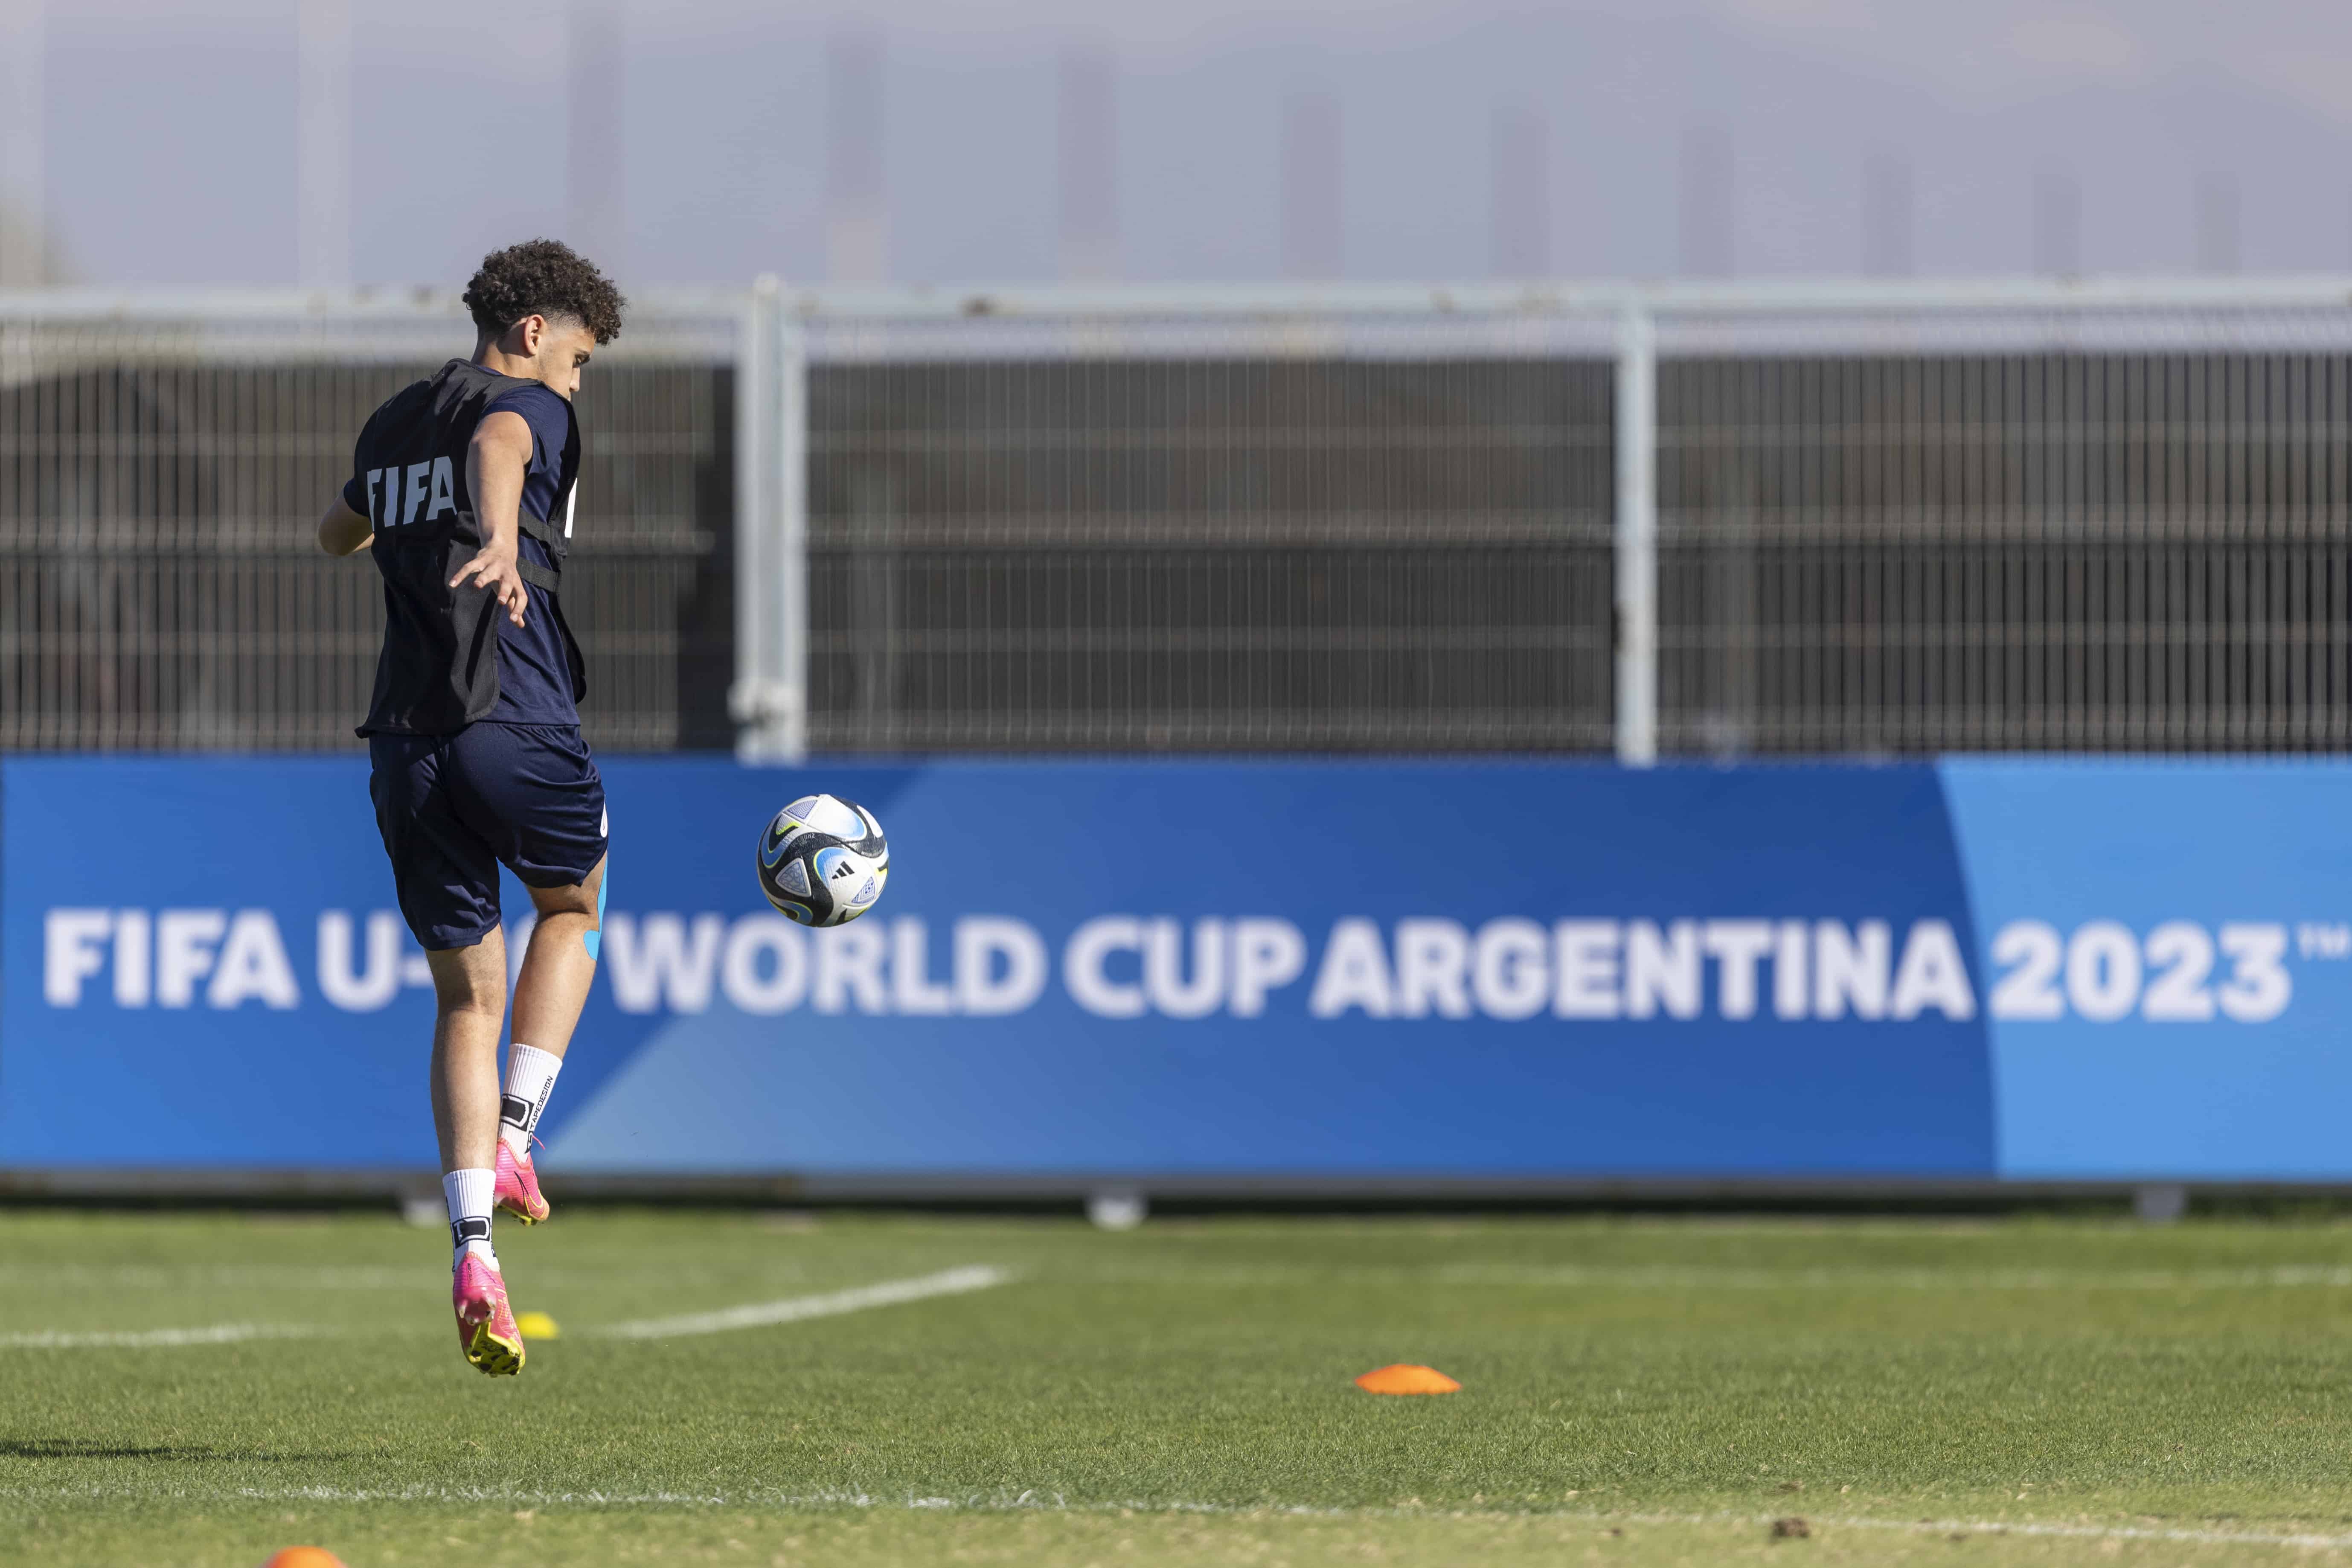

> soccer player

[{"left": 315, "top": 240, "right": 625, "bottom": 1375}]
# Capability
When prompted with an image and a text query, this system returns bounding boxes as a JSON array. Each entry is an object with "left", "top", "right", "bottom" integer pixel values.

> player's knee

[
  {"left": 430, "top": 969, "right": 504, "bottom": 1018},
  {"left": 424, "top": 938, "right": 506, "bottom": 1015},
  {"left": 435, "top": 991, "right": 503, "bottom": 1024}
]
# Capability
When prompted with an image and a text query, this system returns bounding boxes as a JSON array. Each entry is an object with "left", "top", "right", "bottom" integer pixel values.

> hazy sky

[{"left": 37, "top": 0, "right": 2352, "bottom": 287}]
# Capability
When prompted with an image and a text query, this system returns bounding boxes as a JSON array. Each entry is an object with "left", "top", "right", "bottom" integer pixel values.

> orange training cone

[
  {"left": 262, "top": 1550, "right": 347, "bottom": 1568},
  {"left": 1355, "top": 1363, "right": 1461, "bottom": 1395}
]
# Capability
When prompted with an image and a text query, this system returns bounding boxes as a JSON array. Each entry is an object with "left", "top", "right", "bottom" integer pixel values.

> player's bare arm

[
  {"left": 316, "top": 497, "right": 372, "bottom": 557},
  {"left": 451, "top": 409, "right": 534, "bottom": 629}
]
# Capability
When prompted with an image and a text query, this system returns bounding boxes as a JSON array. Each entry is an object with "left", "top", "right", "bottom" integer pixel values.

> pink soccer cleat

[
  {"left": 494, "top": 1138, "right": 550, "bottom": 1225},
  {"left": 452, "top": 1251, "right": 524, "bottom": 1376}
]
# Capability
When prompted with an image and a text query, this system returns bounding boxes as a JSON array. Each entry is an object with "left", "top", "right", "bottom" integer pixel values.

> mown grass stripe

[
  {"left": 1431, "top": 1264, "right": 2352, "bottom": 1289},
  {"left": 1044, "top": 1263, "right": 2352, "bottom": 1290},
  {"left": 6, "top": 1262, "right": 2352, "bottom": 1293},
  {"left": 0, "top": 1484, "right": 2339, "bottom": 1551}
]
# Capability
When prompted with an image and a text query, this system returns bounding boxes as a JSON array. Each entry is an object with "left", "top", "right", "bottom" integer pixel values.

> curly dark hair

[{"left": 462, "top": 239, "right": 627, "bottom": 345}]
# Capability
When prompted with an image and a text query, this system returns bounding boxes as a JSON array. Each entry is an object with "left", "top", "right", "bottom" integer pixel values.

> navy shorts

[{"left": 368, "top": 721, "right": 608, "bottom": 950}]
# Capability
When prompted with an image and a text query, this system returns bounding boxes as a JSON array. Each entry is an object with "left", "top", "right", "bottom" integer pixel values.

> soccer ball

[{"left": 755, "top": 794, "right": 889, "bottom": 926}]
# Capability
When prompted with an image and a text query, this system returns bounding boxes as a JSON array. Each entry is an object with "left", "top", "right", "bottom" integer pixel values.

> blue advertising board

[{"left": 4, "top": 756, "right": 2349, "bottom": 1181}]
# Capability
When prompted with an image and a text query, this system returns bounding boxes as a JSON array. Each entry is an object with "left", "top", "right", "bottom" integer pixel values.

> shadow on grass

[{"left": 0, "top": 1437, "right": 353, "bottom": 1462}]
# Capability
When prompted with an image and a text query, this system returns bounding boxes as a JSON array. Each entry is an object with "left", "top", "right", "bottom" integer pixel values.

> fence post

[
  {"left": 1614, "top": 303, "right": 1658, "bottom": 767},
  {"left": 776, "top": 303, "right": 809, "bottom": 761},
  {"left": 730, "top": 276, "right": 808, "bottom": 762}
]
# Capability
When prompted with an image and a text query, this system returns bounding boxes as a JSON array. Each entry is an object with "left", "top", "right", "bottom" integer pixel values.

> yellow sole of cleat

[{"left": 465, "top": 1321, "right": 525, "bottom": 1376}]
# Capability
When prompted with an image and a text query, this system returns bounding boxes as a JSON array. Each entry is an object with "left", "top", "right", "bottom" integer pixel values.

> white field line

[
  {"left": 0, "top": 1484, "right": 2340, "bottom": 1550},
  {"left": 0, "top": 1323, "right": 306, "bottom": 1350},
  {"left": 0, "top": 1267, "right": 1013, "bottom": 1351},
  {"left": 0, "top": 1264, "right": 854, "bottom": 1293},
  {"left": 596, "top": 1265, "right": 1014, "bottom": 1340}
]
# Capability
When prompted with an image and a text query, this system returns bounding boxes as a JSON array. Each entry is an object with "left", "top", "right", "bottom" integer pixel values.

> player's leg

[
  {"left": 492, "top": 855, "right": 605, "bottom": 1223},
  {"left": 440, "top": 720, "right": 610, "bottom": 1225},
  {"left": 428, "top": 932, "right": 526, "bottom": 1376},
  {"left": 513, "top": 854, "right": 605, "bottom": 1047},
  {"left": 427, "top": 928, "right": 508, "bottom": 1174},
  {"left": 368, "top": 732, "right": 525, "bottom": 1376}
]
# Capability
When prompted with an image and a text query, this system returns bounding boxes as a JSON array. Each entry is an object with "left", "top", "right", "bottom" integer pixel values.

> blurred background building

[{"left": 9, "top": 0, "right": 2352, "bottom": 287}]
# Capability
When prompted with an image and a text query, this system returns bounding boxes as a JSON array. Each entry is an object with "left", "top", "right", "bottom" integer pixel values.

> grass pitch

[{"left": 2, "top": 1209, "right": 2351, "bottom": 1565}]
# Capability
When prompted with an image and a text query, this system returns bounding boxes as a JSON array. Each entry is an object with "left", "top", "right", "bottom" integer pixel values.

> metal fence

[
  {"left": 739, "top": 280, "right": 2352, "bottom": 762},
  {"left": 798, "top": 318, "right": 1616, "bottom": 753},
  {"left": 6, "top": 281, "right": 2352, "bottom": 760},
  {"left": 1652, "top": 300, "right": 2352, "bottom": 756}
]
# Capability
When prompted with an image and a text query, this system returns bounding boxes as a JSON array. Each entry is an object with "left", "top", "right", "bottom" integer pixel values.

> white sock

[
  {"left": 443, "top": 1168, "right": 496, "bottom": 1267},
  {"left": 499, "top": 1043, "right": 564, "bottom": 1155}
]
